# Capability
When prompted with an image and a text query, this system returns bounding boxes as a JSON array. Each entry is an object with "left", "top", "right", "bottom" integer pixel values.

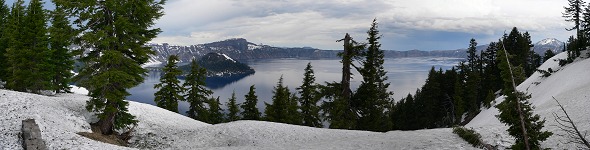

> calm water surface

[{"left": 127, "top": 57, "right": 462, "bottom": 114}]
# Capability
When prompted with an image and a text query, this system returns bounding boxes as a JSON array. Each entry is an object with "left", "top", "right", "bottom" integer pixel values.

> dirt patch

[{"left": 76, "top": 123, "right": 129, "bottom": 147}]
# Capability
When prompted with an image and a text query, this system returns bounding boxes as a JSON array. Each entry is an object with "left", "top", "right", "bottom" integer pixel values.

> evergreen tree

[
  {"left": 496, "top": 49, "right": 552, "bottom": 149},
  {"left": 352, "top": 19, "right": 393, "bottom": 132},
  {"left": 241, "top": 85, "right": 261, "bottom": 120},
  {"left": 564, "top": 0, "right": 585, "bottom": 38},
  {"left": 207, "top": 97, "right": 224, "bottom": 124},
  {"left": 453, "top": 76, "right": 465, "bottom": 124},
  {"left": 297, "top": 62, "right": 322, "bottom": 127},
  {"left": 0, "top": 0, "right": 10, "bottom": 82},
  {"left": 322, "top": 33, "right": 364, "bottom": 130},
  {"left": 225, "top": 91, "right": 241, "bottom": 122},
  {"left": 264, "top": 76, "right": 292, "bottom": 123},
  {"left": 48, "top": 5, "right": 75, "bottom": 93},
  {"left": 6, "top": 0, "right": 53, "bottom": 94},
  {"left": 154, "top": 55, "right": 185, "bottom": 113},
  {"left": 59, "top": 0, "right": 166, "bottom": 134},
  {"left": 543, "top": 50, "right": 556, "bottom": 62},
  {"left": 287, "top": 93, "right": 302, "bottom": 125},
  {"left": 3, "top": 0, "right": 26, "bottom": 91},
  {"left": 183, "top": 59, "right": 212, "bottom": 121},
  {"left": 467, "top": 38, "right": 478, "bottom": 72}
]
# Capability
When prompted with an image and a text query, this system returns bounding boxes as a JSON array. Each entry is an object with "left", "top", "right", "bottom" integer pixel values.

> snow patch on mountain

[{"left": 219, "top": 53, "right": 236, "bottom": 63}]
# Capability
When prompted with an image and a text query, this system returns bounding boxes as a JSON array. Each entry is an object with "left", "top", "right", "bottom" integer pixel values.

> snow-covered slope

[
  {"left": 467, "top": 51, "right": 590, "bottom": 149},
  {"left": 0, "top": 89, "right": 477, "bottom": 149}
]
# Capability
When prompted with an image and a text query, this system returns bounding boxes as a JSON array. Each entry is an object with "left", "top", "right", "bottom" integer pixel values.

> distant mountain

[
  {"left": 146, "top": 38, "right": 563, "bottom": 66},
  {"left": 533, "top": 38, "right": 564, "bottom": 55}
]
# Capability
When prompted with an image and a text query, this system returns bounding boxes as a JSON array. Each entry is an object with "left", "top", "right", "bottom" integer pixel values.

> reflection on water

[{"left": 127, "top": 57, "right": 462, "bottom": 115}]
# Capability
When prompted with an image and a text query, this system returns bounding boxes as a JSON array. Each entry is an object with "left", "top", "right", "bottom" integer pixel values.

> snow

[
  {"left": 141, "top": 59, "right": 162, "bottom": 68},
  {"left": 219, "top": 53, "right": 236, "bottom": 63},
  {"left": 247, "top": 43, "right": 262, "bottom": 50},
  {"left": 537, "top": 38, "right": 560, "bottom": 46},
  {"left": 0, "top": 90, "right": 476, "bottom": 149},
  {"left": 467, "top": 51, "right": 590, "bottom": 149},
  {"left": 69, "top": 85, "right": 89, "bottom": 95}
]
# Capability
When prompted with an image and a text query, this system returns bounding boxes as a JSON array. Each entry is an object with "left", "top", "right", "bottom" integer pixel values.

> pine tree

[
  {"left": 241, "top": 85, "right": 261, "bottom": 120},
  {"left": 483, "top": 90, "right": 494, "bottom": 109},
  {"left": 2, "top": 0, "right": 25, "bottom": 89},
  {"left": 322, "top": 33, "right": 364, "bottom": 130},
  {"left": 453, "top": 76, "right": 465, "bottom": 124},
  {"left": 59, "top": 0, "right": 166, "bottom": 134},
  {"left": 6, "top": 0, "right": 53, "bottom": 94},
  {"left": 352, "top": 19, "right": 393, "bottom": 132},
  {"left": 207, "top": 97, "right": 224, "bottom": 124},
  {"left": 154, "top": 55, "right": 185, "bottom": 113},
  {"left": 183, "top": 59, "right": 212, "bottom": 121},
  {"left": 543, "top": 50, "right": 556, "bottom": 62},
  {"left": 564, "top": 0, "right": 585, "bottom": 38},
  {"left": 467, "top": 38, "right": 478, "bottom": 72},
  {"left": 496, "top": 49, "right": 552, "bottom": 149},
  {"left": 0, "top": 0, "right": 10, "bottom": 82},
  {"left": 264, "top": 76, "right": 291, "bottom": 123},
  {"left": 225, "top": 91, "right": 241, "bottom": 122},
  {"left": 297, "top": 62, "right": 322, "bottom": 127},
  {"left": 48, "top": 5, "right": 74, "bottom": 93},
  {"left": 287, "top": 93, "right": 302, "bottom": 125}
]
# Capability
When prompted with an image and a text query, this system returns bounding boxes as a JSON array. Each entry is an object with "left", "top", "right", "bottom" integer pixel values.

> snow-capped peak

[{"left": 536, "top": 38, "right": 561, "bottom": 46}]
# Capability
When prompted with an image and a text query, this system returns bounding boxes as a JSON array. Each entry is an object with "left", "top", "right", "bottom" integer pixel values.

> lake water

[{"left": 127, "top": 57, "right": 463, "bottom": 114}]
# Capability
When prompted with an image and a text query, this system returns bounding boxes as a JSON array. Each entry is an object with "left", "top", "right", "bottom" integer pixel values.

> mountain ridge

[{"left": 146, "top": 38, "right": 564, "bottom": 66}]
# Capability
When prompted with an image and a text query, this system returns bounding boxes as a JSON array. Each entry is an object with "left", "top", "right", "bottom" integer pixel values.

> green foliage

[
  {"left": 352, "top": 18, "right": 393, "bottom": 132},
  {"left": 154, "top": 55, "right": 185, "bottom": 113},
  {"left": 6, "top": 0, "right": 54, "bottom": 94},
  {"left": 466, "top": 38, "right": 478, "bottom": 72},
  {"left": 183, "top": 59, "right": 212, "bottom": 121},
  {"left": 297, "top": 62, "right": 322, "bottom": 127},
  {"left": 543, "top": 50, "right": 555, "bottom": 62},
  {"left": 497, "top": 49, "right": 552, "bottom": 149},
  {"left": 264, "top": 76, "right": 301, "bottom": 125},
  {"left": 320, "top": 82, "right": 357, "bottom": 129},
  {"left": 0, "top": 0, "right": 10, "bottom": 82},
  {"left": 207, "top": 97, "right": 224, "bottom": 124},
  {"left": 59, "top": 0, "right": 166, "bottom": 134},
  {"left": 2, "top": 0, "right": 25, "bottom": 90},
  {"left": 48, "top": 6, "right": 75, "bottom": 93},
  {"left": 225, "top": 91, "right": 241, "bottom": 122},
  {"left": 241, "top": 85, "right": 261, "bottom": 120},
  {"left": 452, "top": 126, "right": 484, "bottom": 148},
  {"left": 496, "top": 92, "right": 553, "bottom": 149}
]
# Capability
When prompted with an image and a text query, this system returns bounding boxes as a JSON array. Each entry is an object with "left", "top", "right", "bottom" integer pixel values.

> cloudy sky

[{"left": 5, "top": 0, "right": 573, "bottom": 50}]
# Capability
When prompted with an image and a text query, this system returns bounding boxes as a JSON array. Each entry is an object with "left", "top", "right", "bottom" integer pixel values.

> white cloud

[{"left": 153, "top": 0, "right": 573, "bottom": 50}]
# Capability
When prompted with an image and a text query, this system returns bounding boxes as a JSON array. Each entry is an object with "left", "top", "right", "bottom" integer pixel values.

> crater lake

[{"left": 127, "top": 57, "right": 463, "bottom": 114}]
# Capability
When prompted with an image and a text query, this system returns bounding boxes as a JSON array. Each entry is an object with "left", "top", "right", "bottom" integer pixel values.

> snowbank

[
  {"left": 467, "top": 51, "right": 590, "bottom": 149},
  {"left": 0, "top": 89, "right": 477, "bottom": 149}
]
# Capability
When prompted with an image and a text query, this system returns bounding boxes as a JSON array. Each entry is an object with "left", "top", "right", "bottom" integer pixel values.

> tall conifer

[
  {"left": 183, "top": 59, "right": 212, "bottom": 121},
  {"left": 48, "top": 6, "right": 74, "bottom": 93},
  {"left": 225, "top": 91, "right": 241, "bottom": 122},
  {"left": 0, "top": 0, "right": 10, "bottom": 82},
  {"left": 208, "top": 97, "right": 224, "bottom": 124},
  {"left": 264, "top": 76, "right": 291, "bottom": 123},
  {"left": 154, "top": 55, "right": 185, "bottom": 113},
  {"left": 58, "top": 0, "right": 166, "bottom": 134},
  {"left": 297, "top": 62, "right": 322, "bottom": 127},
  {"left": 241, "top": 85, "right": 261, "bottom": 120},
  {"left": 352, "top": 19, "right": 392, "bottom": 132}
]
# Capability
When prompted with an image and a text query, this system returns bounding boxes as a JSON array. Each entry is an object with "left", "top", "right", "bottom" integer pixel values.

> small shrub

[
  {"left": 453, "top": 126, "right": 484, "bottom": 148},
  {"left": 536, "top": 69, "right": 552, "bottom": 78}
]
